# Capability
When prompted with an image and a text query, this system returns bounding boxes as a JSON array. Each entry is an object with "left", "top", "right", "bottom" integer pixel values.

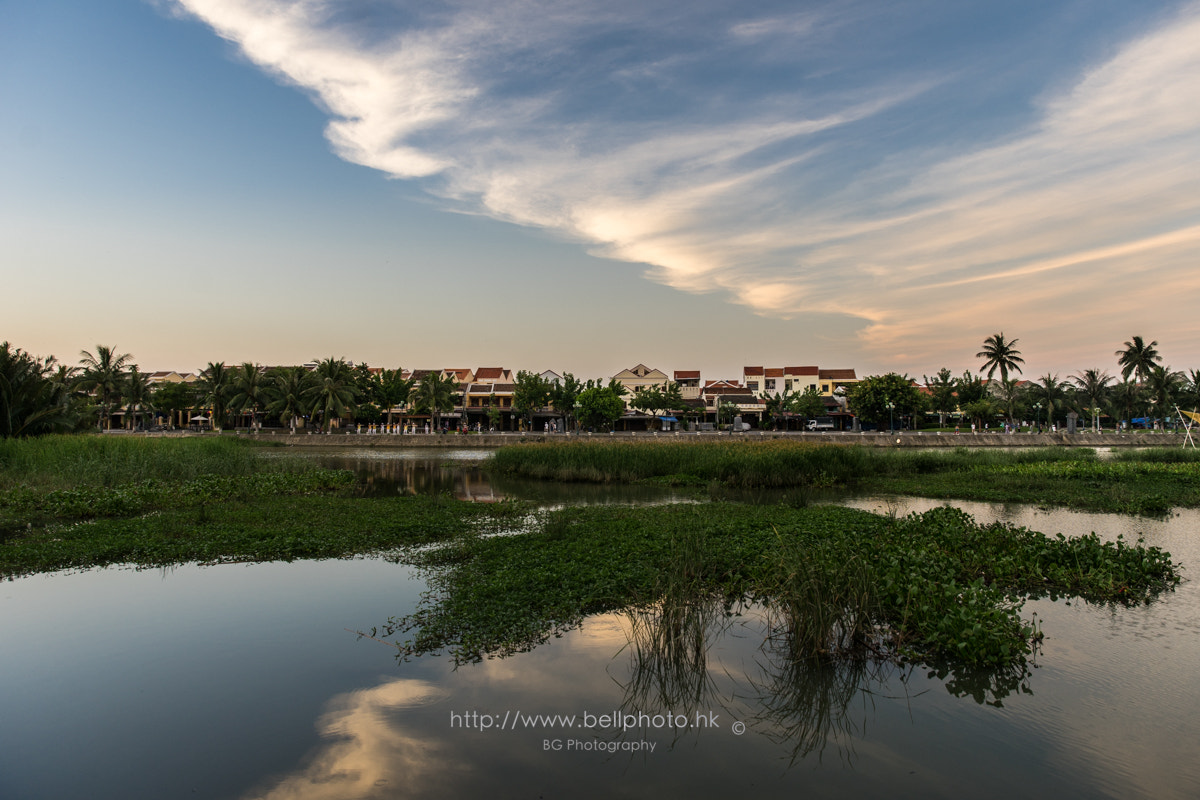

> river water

[{"left": 2, "top": 449, "right": 1198, "bottom": 799}]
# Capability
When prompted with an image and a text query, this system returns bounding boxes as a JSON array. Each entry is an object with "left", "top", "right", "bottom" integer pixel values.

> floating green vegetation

[
  {"left": 381, "top": 503, "right": 1179, "bottom": 670},
  {"left": 0, "top": 493, "right": 530, "bottom": 578},
  {"left": 487, "top": 441, "right": 1200, "bottom": 514}
]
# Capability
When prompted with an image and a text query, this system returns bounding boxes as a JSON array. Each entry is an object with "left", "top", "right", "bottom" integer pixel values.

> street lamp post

[
  {"left": 1034, "top": 402, "right": 1042, "bottom": 432},
  {"left": 886, "top": 400, "right": 895, "bottom": 433}
]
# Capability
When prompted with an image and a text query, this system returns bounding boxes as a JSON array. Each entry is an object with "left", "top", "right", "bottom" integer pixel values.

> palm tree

[
  {"left": 977, "top": 333, "right": 1025, "bottom": 383},
  {"left": 993, "top": 377, "right": 1025, "bottom": 425},
  {"left": 123, "top": 368, "right": 154, "bottom": 430},
  {"left": 1, "top": 343, "right": 83, "bottom": 437},
  {"left": 229, "top": 363, "right": 268, "bottom": 429},
  {"left": 1115, "top": 336, "right": 1161, "bottom": 384},
  {"left": 197, "top": 362, "right": 233, "bottom": 431},
  {"left": 1072, "top": 369, "right": 1112, "bottom": 432},
  {"left": 1183, "top": 369, "right": 1200, "bottom": 413},
  {"left": 1110, "top": 379, "right": 1142, "bottom": 431},
  {"left": 266, "top": 367, "right": 313, "bottom": 432},
  {"left": 1145, "top": 365, "right": 1185, "bottom": 430},
  {"left": 371, "top": 368, "right": 413, "bottom": 428},
  {"left": 304, "top": 357, "right": 358, "bottom": 432},
  {"left": 412, "top": 371, "right": 459, "bottom": 431},
  {"left": 76, "top": 345, "right": 134, "bottom": 430},
  {"left": 1031, "top": 373, "right": 1066, "bottom": 430}
]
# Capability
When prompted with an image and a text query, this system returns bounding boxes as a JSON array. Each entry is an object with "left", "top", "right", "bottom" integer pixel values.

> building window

[
  {"left": 766, "top": 379, "right": 775, "bottom": 391},
  {"left": 748, "top": 382, "right": 758, "bottom": 391},
  {"left": 822, "top": 384, "right": 829, "bottom": 392}
]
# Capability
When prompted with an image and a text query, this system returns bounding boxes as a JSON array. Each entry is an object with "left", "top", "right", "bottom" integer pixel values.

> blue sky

[{"left": 4, "top": 0, "right": 1199, "bottom": 381}]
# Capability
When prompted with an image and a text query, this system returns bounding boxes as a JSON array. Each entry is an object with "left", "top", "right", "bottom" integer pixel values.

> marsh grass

[
  {"left": 489, "top": 441, "right": 1200, "bottom": 513},
  {"left": 0, "top": 435, "right": 282, "bottom": 491}
]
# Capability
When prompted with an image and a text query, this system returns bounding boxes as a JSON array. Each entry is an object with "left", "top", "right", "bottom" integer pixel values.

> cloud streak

[{"left": 170, "top": 0, "right": 1200, "bottom": 367}]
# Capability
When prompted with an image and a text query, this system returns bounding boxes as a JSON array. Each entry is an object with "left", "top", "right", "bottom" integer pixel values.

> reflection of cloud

[
  {"left": 245, "top": 679, "right": 450, "bottom": 800},
  {"left": 171, "top": 1, "right": 1200, "bottom": 365}
]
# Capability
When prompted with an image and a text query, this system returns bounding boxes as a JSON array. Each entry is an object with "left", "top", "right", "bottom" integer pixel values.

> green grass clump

[
  {"left": 0, "top": 435, "right": 277, "bottom": 490},
  {"left": 383, "top": 503, "right": 1178, "bottom": 669},
  {"left": 488, "top": 441, "right": 1200, "bottom": 514}
]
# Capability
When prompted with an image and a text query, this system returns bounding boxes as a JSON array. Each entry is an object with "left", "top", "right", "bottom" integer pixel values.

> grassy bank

[
  {"left": 0, "top": 435, "right": 356, "bottom": 543},
  {"left": 487, "top": 441, "right": 1200, "bottom": 514},
  {"left": 382, "top": 503, "right": 1178, "bottom": 669}
]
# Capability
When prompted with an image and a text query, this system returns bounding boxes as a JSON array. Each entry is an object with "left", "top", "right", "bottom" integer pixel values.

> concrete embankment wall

[{"left": 200, "top": 430, "right": 1192, "bottom": 449}]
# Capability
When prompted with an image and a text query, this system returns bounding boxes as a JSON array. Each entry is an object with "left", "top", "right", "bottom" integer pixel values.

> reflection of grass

[
  {"left": 386, "top": 503, "right": 1179, "bottom": 670},
  {"left": 488, "top": 441, "right": 1200, "bottom": 514}
]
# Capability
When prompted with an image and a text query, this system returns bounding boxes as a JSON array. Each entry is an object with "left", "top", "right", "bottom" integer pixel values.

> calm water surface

[{"left": 2, "top": 449, "right": 1198, "bottom": 798}]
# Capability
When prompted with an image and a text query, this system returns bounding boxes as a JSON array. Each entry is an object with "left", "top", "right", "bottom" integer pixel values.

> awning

[{"left": 658, "top": 416, "right": 678, "bottom": 422}]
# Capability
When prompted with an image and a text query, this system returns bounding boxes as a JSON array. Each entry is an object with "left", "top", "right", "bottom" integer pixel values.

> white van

[{"left": 806, "top": 417, "right": 836, "bottom": 431}]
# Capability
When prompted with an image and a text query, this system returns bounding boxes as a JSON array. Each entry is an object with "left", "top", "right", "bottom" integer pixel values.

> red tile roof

[
  {"left": 786, "top": 366, "right": 819, "bottom": 375},
  {"left": 819, "top": 369, "right": 857, "bottom": 380},
  {"left": 674, "top": 370, "right": 701, "bottom": 380},
  {"left": 743, "top": 366, "right": 764, "bottom": 376}
]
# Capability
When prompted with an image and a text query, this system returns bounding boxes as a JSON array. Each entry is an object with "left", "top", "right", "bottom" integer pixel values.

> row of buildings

[{"left": 144, "top": 363, "right": 860, "bottom": 431}]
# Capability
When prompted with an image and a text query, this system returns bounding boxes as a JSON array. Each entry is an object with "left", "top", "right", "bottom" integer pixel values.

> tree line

[{"left": 847, "top": 334, "right": 1200, "bottom": 431}]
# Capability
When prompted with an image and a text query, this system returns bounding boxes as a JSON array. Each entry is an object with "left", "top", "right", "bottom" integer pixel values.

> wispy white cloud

[{"left": 169, "top": 0, "right": 1200, "bottom": 368}]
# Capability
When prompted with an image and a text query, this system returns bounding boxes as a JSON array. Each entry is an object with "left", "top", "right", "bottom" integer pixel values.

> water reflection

[{"left": 245, "top": 679, "right": 450, "bottom": 800}]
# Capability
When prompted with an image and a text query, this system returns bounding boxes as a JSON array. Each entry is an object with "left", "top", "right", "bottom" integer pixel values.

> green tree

[
  {"left": 0, "top": 343, "right": 84, "bottom": 438},
  {"left": 1182, "top": 369, "right": 1200, "bottom": 412},
  {"left": 371, "top": 368, "right": 413, "bottom": 428},
  {"left": 229, "top": 363, "right": 268, "bottom": 429},
  {"left": 977, "top": 332, "right": 1025, "bottom": 382},
  {"left": 412, "top": 371, "right": 459, "bottom": 431},
  {"left": 1030, "top": 373, "right": 1066, "bottom": 429},
  {"left": 549, "top": 373, "right": 584, "bottom": 431},
  {"left": 1110, "top": 379, "right": 1142, "bottom": 430},
  {"left": 513, "top": 370, "right": 552, "bottom": 430},
  {"left": 152, "top": 381, "right": 196, "bottom": 429},
  {"left": 1116, "top": 335, "right": 1162, "bottom": 384},
  {"left": 76, "top": 345, "right": 134, "bottom": 430},
  {"left": 123, "top": 368, "right": 154, "bottom": 430},
  {"left": 845, "top": 373, "right": 924, "bottom": 429},
  {"left": 992, "top": 377, "right": 1025, "bottom": 426},
  {"left": 1072, "top": 369, "right": 1113, "bottom": 432},
  {"left": 305, "top": 357, "right": 358, "bottom": 432},
  {"left": 575, "top": 386, "right": 624, "bottom": 431},
  {"left": 954, "top": 371, "right": 988, "bottom": 407},
  {"left": 1145, "top": 365, "right": 1185, "bottom": 430},
  {"left": 924, "top": 368, "right": 958, "bottom": 426},
  {"left": 197, "top": 362, "right": 233, "bottom": 431},
  {"left": 266, "top": 367, "right": 313, "bottom": 432}
]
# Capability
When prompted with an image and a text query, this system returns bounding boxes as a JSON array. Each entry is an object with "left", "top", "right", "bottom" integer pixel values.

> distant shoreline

[{"left": 127, "top": 430, "right": 1192, "bottom": 449}]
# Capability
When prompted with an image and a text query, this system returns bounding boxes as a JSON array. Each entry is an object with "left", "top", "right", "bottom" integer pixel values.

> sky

[{"left": 4, "top": 0, "right": 1200, "bottom": 382}]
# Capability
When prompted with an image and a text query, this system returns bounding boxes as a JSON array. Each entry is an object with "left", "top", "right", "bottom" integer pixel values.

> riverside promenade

[{"left": 212, "top": 429, "right": 1192, "bottom": 449}]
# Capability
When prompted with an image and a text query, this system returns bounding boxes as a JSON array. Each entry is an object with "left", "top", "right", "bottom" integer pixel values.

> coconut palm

[
  {"left": 1031, "top": 373, "right": 1066, "bottom": 429},
  {"left": 1, "top": 343, "right": 83, "bottom": 437},
  {"left": 1072, "top": 369, "right": 1113, "bottom": 432},
  {"left": 123, "top": 368, "right": 154, "bottom": 430},
  {"left": 412, "top": 370, "right": 459, "bottom": 431},
  {"left": 229, "top": 363, "right": 268, "bottom": 429},
  {"left": 266, "top": 366, "right": 313, "bottom": 432},
  {"left": 992, "top": 377, "right": 1025, "bottom": 425},
  {"left": 76, "top": 345, "right": 134, "bottom": 430},
  {"left": 1145, "top": 365, "right": 1185, "bottom": 430},
  {"left": 304, "top": 357, "right": 358, "bottom": 432},
  {"left": 1110, "top": 379, "right": 1142, "bottom": 430},
  {"left": 1183, "top": 369, "right": 1200, "bottom": 413},
  {"left": 371, "top": 368, "right": 413, "bottom": 428},
  {"left": 1115, "top": 335, "right": 1161, "bottom": 385},
  {"left": 977, "top": 333, "right": 1025, "bottom": 383},
  {"left": 197, "top": 362, "right": 233, "bottom": 431}
]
